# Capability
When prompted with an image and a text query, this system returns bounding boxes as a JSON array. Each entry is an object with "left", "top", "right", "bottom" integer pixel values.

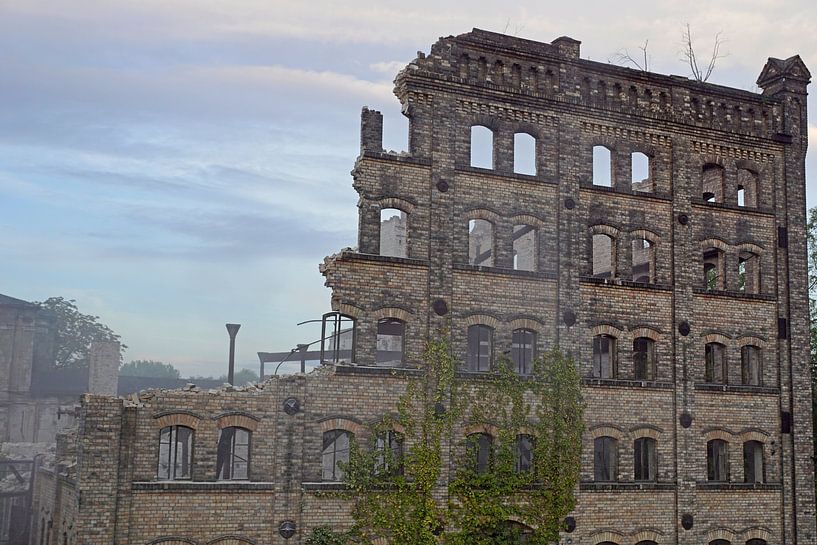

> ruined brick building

[{"left": 32, "top": 29, "right": 815, "bottom": 545}]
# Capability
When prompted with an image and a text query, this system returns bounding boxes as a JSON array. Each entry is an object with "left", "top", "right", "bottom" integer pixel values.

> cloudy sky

[{"left": 2, "top": 0, "right": 816, "bottom": 377}]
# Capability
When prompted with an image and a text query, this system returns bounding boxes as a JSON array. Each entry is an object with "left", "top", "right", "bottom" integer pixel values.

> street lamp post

[{"left": 226, "top": 323, "right": 241, "bottom": 385}]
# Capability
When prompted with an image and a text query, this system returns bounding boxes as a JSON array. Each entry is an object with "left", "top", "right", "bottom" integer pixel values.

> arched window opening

[
  {"left": 470, "top": 125, "right": 494, "bottom": 169},
  {"left": 746, "top": 539, "right": 768, "bottom": 545},
  {"left": 515, "top": 434, "right": 534, "bottom": 473},
  {"left": 705, "top": 342, "right": 727, "bottom": 384},
  {"left": 492, "top": 60, "right": 505, "bottom": 85},
  {"left": 513, "top": 133, "right": 536, "bottom": 175},
  {"left": 513, "top": 224, "right": 536, "bottom": 271},
  {"left": 743, "top": 440, "right": 764, "bottom": 483},
  {"left": 592, "top": 146, "right": 613, "bottom": 187},
  {"left": 631, "top": 238, "right": 654, "bottom": 283},
  {"left": 467, "top": 433, "right": 493, "bottom": 473},
  {"left": 707, "top": 439, "right": 729, "bottom": 481},
  {"left": 703, "top": 248, "right": 724, "bottom": 291},
  {"left": 636, "top": 542, "right": 658, "bottom": 545},
  {"left": 709, "top": 541, "right": 731, "bottom": 545},
  {"left": 469, "top": 219, "right": 493, "bottom": 266},
  {"left": 511, "top": 328, "right": 536, "bottom": 375},
  {"left": 379, "top": 208, "right": 407, "bottom": 258},
  {"left": 631, "top": 152, "right": 652, "bottom": 192},
  {"left": 376, "top": 318, "right": 405, "bottom": 366},
  {"left": 592, "top": 233, "right": 615, "bottom": 278},
  {"left": 458, "top": 54, "right": 470, "bottom": 80},
  {"left": 633, "top": 337, "right": 656, "bottom": 380},
  {"left": 491, "top": 521, "right": 533, "bottom": 544},
  {"left": 634, "top": 437, "right": 657, "bottom": 481},
  {"left": 737, "top": 170, "right": 758, "bottom": 207},
  {"left": 467, "top": 324, "right": 493, "bottom": 372},
  {"left": 511, "top": 63, "right": 522, "bottom": 87},
  {"left": 477, "top": 57, "right": 488, "bottom": 81},
  {"left": 592, "top": 334, "right": 617, "bottom": 379},
  {"left": 741, "top": 345, "right": 762, "bottom": 386},
  {"left": 594, "top": 436, "right": 618, "bottom": 481},
  {"left": 738, "top": 251, "right": 760, "bottom": 294},
  {"left": 158, "top": 425, "right": 193, "bottom": 480},
  {"left": 702, "top": 164, "right": 725, "bottom": 203},
  {"left": 375, "top": 430, "right": 404, "bottom": 476},
  {"left": 322, "top": 429, "right": 351, "bottom": 481},
  {"left": 216, "top": 426, "right": 250, "bottom": 480},
  {"left": 320, "top": 312, "right": 356, "bottom": 365}
]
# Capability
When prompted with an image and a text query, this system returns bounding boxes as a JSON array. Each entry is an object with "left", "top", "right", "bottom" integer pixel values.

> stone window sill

[
  {"left": 132, "top": 481, "right": 275, "bottom": 491},
  {"left": 696, "top": 482, "right": 781, "bottom": 491},
  {"left": 694, "top": 383, "right": 779, "bottom": 395},
  {"left": 580, "top": 481, "right": 676, "bottom": 491},
  {"left": 582, "top": 378, "right": 673, "bottom": 390}
]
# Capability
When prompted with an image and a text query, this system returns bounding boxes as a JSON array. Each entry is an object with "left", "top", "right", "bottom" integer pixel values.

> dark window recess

[
  {"left": 515, "top": 435, "right": 534, "bottom": 473},
  {"left": 467, "top": 324, "right": 493, "bottom": 372},
  {"left": 778, "top": 318, "right": 788, "bottom": 339},
  {"left": 633, "top": 437, "right": 657, "bottom": 481},
  {"left": 511, "top": 328, "right": 536, "bottom": 375},
  {"left": 467, "top": 433, "right": 493, "bottom": 473},
  {"left": 743, "top": 440, "right": 765, "bottom": 483},
  {"left": 782, "top": 411, "right": 792, "bottom": 434},
  {"left": 375, "top": 430, "right": 404, "bottom": 476},
  {"left": 216, "top": 426, "right": 250, "bottom": 480},
  {"left": 593, "top": 436, "right": 618, "bottom": 482},
  {"left": 706, "top": 439, "right": 729, "bottom": 482},
  {"left": 778, "top": 226, "right": 788, "bottom": 248}
]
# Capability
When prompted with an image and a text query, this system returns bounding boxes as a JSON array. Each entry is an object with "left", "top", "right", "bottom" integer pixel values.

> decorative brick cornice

[
  {"left": 692, "top": 140, "right": 776, "bottom": 164},
  {"left": 582, "top": 121, "right": 672, "bottom": 148}
]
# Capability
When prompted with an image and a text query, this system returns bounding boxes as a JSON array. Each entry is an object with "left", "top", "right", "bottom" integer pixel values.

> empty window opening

[
  {"left": 321, "top": 312, "right": 355, "bottom": 364},
  {"left": 467, "top": 324, "right": 493, "bottom": 372},
  {"left": 634, "top": 437, "right": 657, "bottom": 481},
  {"left": 467, "top": 433, "right": 493, "bottom": 473},
  {"left": 738, "top": 252, "right": 760, "bottom": 294},
  {"left": 513, "top": 133, "right": 536, "bottom": 175},
  {"left": 511, "top": 63, "right": 522, "bottom": 87},
  {"left": 631, "top": 152, "right": 652, "bottom": 192},
  {"left": 469, "top": 219, "right": 494, "bottom": 266},
  {"left": 592, "top": 146, "right": 613, "bottom": 187},
  {"left": 703, "top": 248, "right": 724, "bottom": 291},
  {"left": 216, "top": 427, "right": 250, "bottom": 480},
  {"left": 737, "top": 168, "right": 758, "bottom": 207},
  {"left": 709, "top": 541, "right": 731, "bottom": 545},
  {"left": 375, "top": 430, "right": 404, "bottom": 476},
  {"left": 477, "top": 57, "right": 488, "bottom": 81},
  {"left": 632, "top": 238, "right": 654, "bottom": 283},
  {"left": 158, "top": 425, "right": 193, "bottom": 480},
  {"left": 470, "top": 125, "right": 494, "bottom": 169},
  {"left": 633, "top": 337, "right": 656, "bottom": 380},
  {"left": 707, "top": 439, "right": 729, "bottom": 481},
  {"left": 594, "top": 436, "right": 618, "bottom": 481},
  {"left": 592, "top": 233, "right": 615, "bottom": 278},
  {"left": 380, "top": 208, "right": 407, "bottom": 258},
  {"left": 515, "top": 434, "right": 534, "bottom": 473},
  {"left": 592, "top": 334, "right": 617, "bottom": 379},
  {"left": 743, "top": 440, "right": 764, "bottom": 483},
  {"left": 511, "top": 328, "right": 536, "bottom": 375},
  {"left": 322, "top": 429, "right": 351, "bottom": 481},
  {"left": 702, "top": 164, "right": 725, "bottom": 203},
  {"left": 458, "top": 54, "right": 470, "bottom": 79},
  {"left": 492, "top": 60, "right": 504, "bottom": 85},
  {"left": 741, "top": 345, "right": 762, "bottom": 386},
  {"left": 705, "top": 342, "right": 727, "bottom": 384},
  {"left": 746, "top": 540, "right": 768, "bottom": 545},
  {"left": 513, "top": 224, "right": 536, "bottom": 271},
  {"left": 376, "top": 318, "right": 405, "bottom": 366}
]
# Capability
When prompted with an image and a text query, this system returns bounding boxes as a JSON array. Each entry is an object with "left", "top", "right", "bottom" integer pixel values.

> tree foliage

[
  {"left": 35, "top": 296, "right": 124, "bottom": 368},
  {"left": 343, "top": 335, "right": 584, "bottom": 544},
  {"left": 120, "top": 360, "right": 180, "bottom": 379}
]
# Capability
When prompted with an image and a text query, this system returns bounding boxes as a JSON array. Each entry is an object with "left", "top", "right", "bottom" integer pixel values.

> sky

[{"left": 2, "top": 0, "right": 817, "bottom": 378}]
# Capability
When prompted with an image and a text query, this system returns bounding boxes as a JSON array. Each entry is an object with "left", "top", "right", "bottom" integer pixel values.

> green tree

[
  {"left": 36, "top": 296, "right": 125, "bottom": 368},
  {"left": 120, "top": 360, "right": 180, "bottom": 379}
]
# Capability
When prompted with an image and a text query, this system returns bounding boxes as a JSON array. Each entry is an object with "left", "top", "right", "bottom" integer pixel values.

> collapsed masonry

[{"left": 31, "top": 28, "right": 814, "bottom": 545}]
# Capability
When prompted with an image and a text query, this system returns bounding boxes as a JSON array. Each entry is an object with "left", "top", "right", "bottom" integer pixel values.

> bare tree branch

[
  {"left": 681, "top": 23, "right": 727, "bottom": 82},
  {"left": 610, "top": 39, "right": 650, "bottom": 72}
]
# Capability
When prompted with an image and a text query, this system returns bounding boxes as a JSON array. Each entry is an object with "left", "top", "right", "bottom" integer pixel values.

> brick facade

[{"left": 38, "top": 29, "right": 815, "bottom": 545}]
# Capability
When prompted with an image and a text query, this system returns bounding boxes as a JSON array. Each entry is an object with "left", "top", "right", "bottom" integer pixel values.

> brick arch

[
  {"left": 465, "top": 208, "right": 501, "bottom": 223},
  {"left": 464, "top": 423, "right": 500, "bottom": 437},
  {"left": 468, "top": 114, "right": 500, "bottom": 132},
  {"left": 631, "top": 529, "right": 664, "bottom": 543},
  {"left": 630, "top": 228, "right": 660, "bottom": 244},
  {"left": 735, "top": 158, "right": 761, "bottom": 174},
  {"left": 735, "top": 336, "right": 767, "bottom": 349},
  {"left": 510, "top": 214, "right": 546, "bottom": 228},
  {"left": 699, "top": 155, "right": 726, "bottom": 169},
  {"left": 464, "top": 313, "right": 500, "bottom": 329},
  {"left": 736, "top": 242, "right": 764, "bottom": 254},
  {"left": 705, "top": 528, "right": 737, "bottom": 543},
  {"left": 590, "top": 224, "right": 620, "bottom": 237},
  {"left": 589, "top": 136, "right": 618, "bottom": 151},
  {"left": 372, "top": 307, "right": 413, "bottom": 323},
  {"left": 589, "top": 530, "right": 626, "bottom": 545},
  {"left": 148, "top": 538, "right": 198, "bottom": 545},
  {"left": 630, "top": 425, "right": 662, "bottom": 440},
  {"left": 701, "top": 332, "right": 732, "bottom": 345},
  {"left": 739, "top": 428, "right": 769, "bottom": 443},
  {"left": 207, "top": 537, "right": 257, "bottom": 545},
  {"left": 505, "top": 514, "right": 537, "bottom": 529},
  {"left": 703, "top": 428, "right": 735, "bottom": 442},
  {"left": 367, "top": 415, "right": 406, "bottom": 436},
  {"left": 509, "top": 317, "right": 544, "bottom": 331},
  {"left": 631, "top": 326, "right": 661, "bottom": 341},
  {"left": 510, "top": 123, "right": 540, "bottom": 139},
  {"left": 700, "top": 238, "right": 730, "bottom": 252},
  {"left": 319, "top": 417, "right": 364, "bottom": 437},
  {"left": 374, "top": 196, "right": 416, "bottom": 215},
  {"left": 592, "top": 323, "right": 624, "bottom": 338},
  {"left": 740, "top": 526, "right": 772, "bottom": 542},
  {"left": 588, "top": 424, "right": 625, "bottom": 440},
  {"left": 331, "top": 301, "right": 363, "bottom": 319},
  {"left": 215, "top": 413, "right": 259, "bottom": 432},
  {"left": 153, "top": 412, "right": 201, "bottom": 430}
]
